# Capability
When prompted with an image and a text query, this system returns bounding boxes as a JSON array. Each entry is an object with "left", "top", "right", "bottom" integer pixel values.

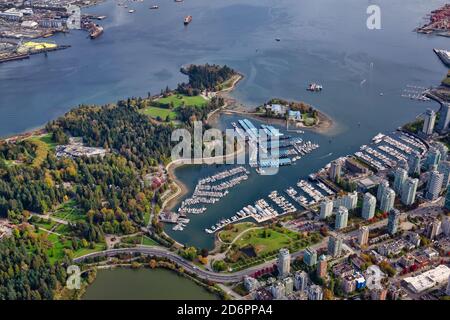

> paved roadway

[{"left": 73, "top": 239, "right": 328, "bottom": 284}]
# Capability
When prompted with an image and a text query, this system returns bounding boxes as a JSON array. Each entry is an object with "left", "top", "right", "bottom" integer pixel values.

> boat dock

[
  {"left": 167, "top": 166, "right": 250, "bottom": 231},
  {"left": 234, "top": 118, "right": 319, "bottom": 172}
]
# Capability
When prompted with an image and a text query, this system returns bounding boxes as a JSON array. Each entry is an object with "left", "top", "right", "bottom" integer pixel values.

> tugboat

[
  {"left": 307, "top": 83, "right": 323, "bottom": 92},
  {"left": 184, "top": 15, "right": 192, "bottom": 25}
]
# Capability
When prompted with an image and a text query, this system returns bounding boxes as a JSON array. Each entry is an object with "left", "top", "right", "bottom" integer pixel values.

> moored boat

[{"left": 184, "top": 15, "right": 192, "bottom": 25}]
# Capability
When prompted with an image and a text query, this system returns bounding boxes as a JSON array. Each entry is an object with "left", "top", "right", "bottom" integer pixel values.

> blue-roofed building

[{"left": 288, "top": 110, "right": 302, "bottom": 121}]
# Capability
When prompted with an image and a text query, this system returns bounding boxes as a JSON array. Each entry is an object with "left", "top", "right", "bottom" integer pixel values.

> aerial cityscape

[{"left": 0, "top": 0, "right": 450, "bottom": 304}]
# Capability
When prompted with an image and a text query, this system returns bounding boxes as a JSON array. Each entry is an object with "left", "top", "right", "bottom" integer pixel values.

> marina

[
  {"left": 163, "top": 166, "right": 251, "bottom": 231},
  {"left": 354, "top": 131, "right": 427, "bottom": 172},
  {"left": 233, "top": 119, "right": 319, "bottom": 172},
  {"left": 401, "top": 85, "right": 431, "bottom": 102},
  {"left": 205, "top": 190, "right": 298, "bottom": 234}
]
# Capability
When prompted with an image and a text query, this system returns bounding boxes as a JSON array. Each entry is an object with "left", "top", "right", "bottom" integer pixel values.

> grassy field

[
  {"left": 52, "top": 200, "right": 85, "bottom": 222},
  {"left": 32, "top": 218, "right": 57, "bottom": 231},
  {"left": 142, "top": 236, "right": 159, "bottom": 246},
  {"left": 73, "top": 243, "right": 106, "bottom": 258},
  {"left": 140, "top": 106, "right": 177, "bottom": 120},
  {"left": 156, "top": 94, "right": 207, "bottom": 108},
  {"left": 302, "top": 113, "right": 317, "bottom": 126},
  {"left": 218, "top": 222, "right": 256, "bottom": 243},
  {"left": 41, "top": 231, "right": 105, "bottom": 263},
  {"left": 29, "top": 133, "right": 58, "bottom": 151},
  {"left": 27, "top": 133, "right": 57, "bottom": 167},
  {"left": 229, "top": 226, "right": 321, "bottom": 257},
  {"left": 234, "top": 227, "right": 298, "bottom": 256}
]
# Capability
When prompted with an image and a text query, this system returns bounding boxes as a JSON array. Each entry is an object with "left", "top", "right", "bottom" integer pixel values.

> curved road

[{"left": 73, "top": 240, "right": 327, "bottom": 284}]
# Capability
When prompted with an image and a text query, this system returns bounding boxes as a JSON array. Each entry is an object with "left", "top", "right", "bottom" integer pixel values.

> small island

[{"left": 222, "top": 97, "right": 333, "bottom": 133}]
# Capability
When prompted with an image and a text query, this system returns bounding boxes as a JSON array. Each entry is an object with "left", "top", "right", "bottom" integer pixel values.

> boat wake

[{"left": 318, "top": 152, "right": 333, "bottom": 159}]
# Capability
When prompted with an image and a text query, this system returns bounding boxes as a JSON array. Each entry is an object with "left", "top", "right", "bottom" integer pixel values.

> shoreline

[
  {"left": 218, "top": 107, "right": 334, "bottom": 134},
  {"left": 161, "top": 73, "right": 245, "bottom": 212}
]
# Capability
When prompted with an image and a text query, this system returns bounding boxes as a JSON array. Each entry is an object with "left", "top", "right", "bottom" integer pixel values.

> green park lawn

[
  {"left": 231, "top": 226, "right": 321, "bottom": 258},
  {"left": 156, "top": 94, "right": 207, "bottom": 108},
  {"left": 27, "top": 133, "right": 57, "bottom": 167},
  {"left": 32, "top": 218, "right": 57, "bottom": 231},
  {"left": 218, "top": 222, "right": 256, "bottom": 243},
  {"left": 52, "top": 200, "right": 85, "bottom": 222},
  {"left": 29, "top": 133, "right": 58, "bottom": 151},
  {"left": 140, "top": 106, "right": 178, "bottom": 120},
  {"left": 234, "top": 228, "right": 297, "bottom": 256},
  {"left": 141, "top": 236, "right": 159, "bottom": 246},
  {"left": 41, "top": 231, "right": 105, "bottom": 264}
]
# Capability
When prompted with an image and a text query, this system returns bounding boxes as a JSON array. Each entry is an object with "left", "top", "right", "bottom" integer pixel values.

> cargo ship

[
  {"left": 90, "top": 25, "right": 104, "bottom": 39},
  {"left": 184, "top": 15, "right": 192, "bottom": 25}
]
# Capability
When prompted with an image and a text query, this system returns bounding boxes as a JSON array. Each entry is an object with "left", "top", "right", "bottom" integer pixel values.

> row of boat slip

[
  {"left": 378, "top": 145, "right": 407, "bottom": 162},
  {"left": 398, "top": 133, "right": 427, "bottom": 154},
  {"left": 297, "top": 180, "right": 326, "bottom": 203},
  {"left": 208, "top": 174, "right": 249, "bottom": 191},
  {"left": 204, "top": 213, "right": 248, "bottom": 234},
  {"left": 253, "top": 198, "right": 280, "bottom": 222},
  {"left": 181, "top": 196, "right": 220, "bottom": 206},
  {"left": 285, "top": 187, "right": 317, "bottom": 208},
  {"left": 260, "top": 124, "right": 283, "bottom": 137},
  {"left": 178, "top": 206, "right": 207, "bottom": 215},
  {"left": 174, "top": 167, "right": 252, "bottom": 231},
  {"left": 293, "top": 140, "right": 320, "bottom": 155},
  {"left": 360, "top": 146, "right": 395, "bottom": 168},
  {"left": 205, "top": 185, "right": 307, "bottom": 234},
  {"left": 382, "top": 135, "right": 415, "bottom": 154},
  {"left": 258, "top": 158, "right": 292, "bottom": 168},
  {"left": 193, "top": 190, "right": 228, "bottom": 198},
  {"left": 384, "top": 133, "right": 427, "bottom": 155},
  {"left": 268, "top": 190, "right": 297, "bottom": 214},
  {"left": 315, "top": 181, "right": 335, "bottom": 196},
  {"left": 198, "top": 166, "right": 249, "bottom": 184},
  {"left": 354, "top": 151, "right": 385, "bottom": 171}
]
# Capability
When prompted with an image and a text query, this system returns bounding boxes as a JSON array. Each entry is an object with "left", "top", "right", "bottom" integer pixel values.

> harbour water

[
  {"left": 82, "top": 268, "right": 218, "bottom": 300},
  {"left": 0, "top": 0, "right": 449, "bottom": 249}
]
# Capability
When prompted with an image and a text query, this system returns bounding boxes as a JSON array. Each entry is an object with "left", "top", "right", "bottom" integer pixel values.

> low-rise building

[
  {"left": 332, "top": 262, "right": 354, "bottom": 279},
  {"left": 402, "top": 264, "right": 450, "bottom": 294}
]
